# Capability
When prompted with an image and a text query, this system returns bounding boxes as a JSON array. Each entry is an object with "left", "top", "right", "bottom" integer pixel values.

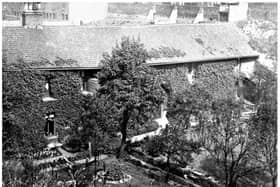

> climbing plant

[
  {"left": 3, "top": 58, "right": 84, "bottom": 159},
  {"left": 194, "top": 61, "right": 237, "bottom": 99}
]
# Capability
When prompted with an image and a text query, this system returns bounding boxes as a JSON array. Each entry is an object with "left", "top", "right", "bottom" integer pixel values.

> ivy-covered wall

[
  {"left": 4, "top": 61, "right": 237, "bottom": 130},
  {"left": 154, "top": 60, "right": 238, "bottom": 99},
  {"left": 3, "top": 58, "right": 237, "bottom": 156},
  {"left": 194, "top": 60, "right": 237, "bottom": 99},
  {"left": 155, "top": 63, "right": 192, "bottom": 94},
  {"left": 43, "top": 71, "right": 83, "bottom": 130},
  {"left": 3, "top": 66, "right": 84, "bottom": 149}
]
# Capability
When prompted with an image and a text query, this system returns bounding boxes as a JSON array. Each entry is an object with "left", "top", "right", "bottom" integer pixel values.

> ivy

[
  {"left": 149, "top": 46, "right": 186, "bottom": 59},
  {"left": 194, "top": 61, "right": 237, "bottom": 99},
  {"left": 155, "top": 63, "right": 191, "bottom": 93},
  {"left": 3, "top": 59, "right": 84, "bottom": 159}
]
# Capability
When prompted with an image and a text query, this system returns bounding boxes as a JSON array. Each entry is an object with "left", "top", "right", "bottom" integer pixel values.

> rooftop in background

[
  {"left": 3, "top": 2, "right": 277, "bottom": 27},
  {"left": 3, "top": 23, "right": 258, "bottom": 69},
  {"left": 2, "top": 2, "right": 69, "bottom": 21}
]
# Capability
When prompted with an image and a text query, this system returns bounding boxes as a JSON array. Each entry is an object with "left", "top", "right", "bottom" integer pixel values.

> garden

[{"left": 3, "top": 36, "right": 277, "bottom": 187}]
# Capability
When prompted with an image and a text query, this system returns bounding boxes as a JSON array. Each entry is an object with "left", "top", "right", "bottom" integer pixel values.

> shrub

[{"left": 144, "top": 136, "right": 164, "bottom": 157}]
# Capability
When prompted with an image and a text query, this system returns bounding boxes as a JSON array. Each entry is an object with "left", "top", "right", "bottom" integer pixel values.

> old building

[{"left": 2, "top": 3, "right": 258, "bottom": 147}]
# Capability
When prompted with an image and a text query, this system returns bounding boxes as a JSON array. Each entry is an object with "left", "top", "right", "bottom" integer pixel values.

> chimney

[
  {"left": 193, "top": 7, "right": 204, "bottom": 23},
  {"left": 169, "top": 6, "right": 178, "bottom": 23},
  {"left": 22, "top": 2, "right": 43, "bottom": 27},
  {"left": 147, "top": 5, "right": 156, "bottom": 23}
]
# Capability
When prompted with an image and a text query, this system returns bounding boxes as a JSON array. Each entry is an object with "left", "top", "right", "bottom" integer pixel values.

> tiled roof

[{"left": 3, "top": 23, "right": 258, "bottom": 68}]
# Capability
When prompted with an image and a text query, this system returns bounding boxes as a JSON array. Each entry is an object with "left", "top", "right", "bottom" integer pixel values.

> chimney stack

[
  {"left": 193, "top": 7, "right": 204, "bottom": 23},
  {"left": 22, "top": 2, "right": 43, "bottom": 27},
  {"left": 169, "top": 6, "right": 178, "bottom": 24},
  {"left": 147, "top": 5, "right": 156, "bottom": 23}
]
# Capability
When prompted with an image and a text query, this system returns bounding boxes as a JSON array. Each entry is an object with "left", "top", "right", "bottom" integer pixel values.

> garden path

[{"left": 129, "top": 111, "right": 168, "bottom": 143}]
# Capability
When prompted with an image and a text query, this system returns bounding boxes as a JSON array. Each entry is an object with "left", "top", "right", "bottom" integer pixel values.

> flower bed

[{"left": 32, "top": 149, "right": 62, "bottom": 160}]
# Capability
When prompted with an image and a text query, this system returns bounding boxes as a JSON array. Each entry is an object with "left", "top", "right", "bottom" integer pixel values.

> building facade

[{"left": 2, "top": 3, "right": 258, "bottom": 146}]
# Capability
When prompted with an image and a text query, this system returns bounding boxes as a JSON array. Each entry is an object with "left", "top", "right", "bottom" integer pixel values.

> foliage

[
  {"left": 203, "top": 99, "right": 262, "bottom": 187},
  {"left": 249, "top": 20, "right": 276, "bottom": 58},
  {"left": 144, "top": 85, "right": 212, "bottom": 182},
  {"left": 128, "top": 120, "right": 159, "bottom": 137},
  {"left": 144, "top": 136, "right": 165, "bottom": 157},
  {"left": 149, "top": 46, "right": 186, "bottom": 59},
  {"left": 3, "top": 61, "right": 47, "bottom": 159},
  {"left": 167, "top": 84, "right": 213, "bottom": 129},
  {"left": 73, "top": 95, "right": 118, "bottom": 155},
  {"left": 194, "top": 61, "right": 237, "bottom": 99},
  {"left": 237, "top": 19, "right": 277, "bottom": 70},
  {"left": 251, "top": 62, "right": 277, "bottom": 106},
  {"left": 97, "top": 37, "right": 165, "bottom": 157},
  {"left": 155, "top": 63, "right": 191, "bottom": 94},
  {"left": 3, "top": 57, "right": 83, "bottom": 159},
  {"left": 248, "top": 103, "right": 277, "bottom": 187},
  {"left": 3, "top": 159, "right": 57, "bottom": 187},
  {"left": 248, "top": 62, "right": 277, "bottom": 187},
  {"left": 145, "top": 123, "right": 201, "bottom": 183}
]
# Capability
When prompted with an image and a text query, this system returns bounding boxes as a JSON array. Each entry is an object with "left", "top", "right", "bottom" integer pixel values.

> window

[
  {"left": 42, "top": 79, "right": 57, "bottom": 102},
  {"left": 45, "top": 112, "right": 55, "bottom": 136},
  {"left": 45, "top": 79, "right": 53, "bottom": 97},
  {"left": 187, "top": 63, "right": 195, "bottom": 85},
  {"left": 81, "top": 77, "right": 100, "bottom": 96}
]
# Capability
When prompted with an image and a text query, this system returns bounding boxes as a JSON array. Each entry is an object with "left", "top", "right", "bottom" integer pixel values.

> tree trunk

[
  {"left": 228, "top": 175, "right": 237, "bottom": 187},
  {"left": 117, "top": 107, "right": 131, "bottom": 158},
  {"left": 272, "top": 175, "right": 277, "bottom": 187},
  {"left": 228, "top": 181, "right": 237, "bottom": 187},
  {"left": 165, "top": 154, "right": 170, "bottom": 183}
]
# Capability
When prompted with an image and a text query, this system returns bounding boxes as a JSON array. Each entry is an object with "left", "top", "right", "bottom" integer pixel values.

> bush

[
  {"left": 128, "top": 120, "right": 159, "bottom": 137},
  {"left": 144, "top": 136, "right": 164, "bottom": 157},
  {"left": 62, "top": 137, "right": 82, "bottom": 153}
]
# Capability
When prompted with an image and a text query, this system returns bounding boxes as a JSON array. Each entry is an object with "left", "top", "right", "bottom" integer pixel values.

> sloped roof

[{"left": 3, "top": 23, "right": 258, "bottom": 68}]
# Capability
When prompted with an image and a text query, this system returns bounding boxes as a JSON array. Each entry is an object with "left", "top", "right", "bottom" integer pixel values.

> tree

[
  {"left": 203, "top": 99, "right": 262, "bottom": 187},
  {"left": 149, "top": 85, "right": 211, "bottom": 182},
  {"left": 151, "top": 123, "right": 201, "bottom": 183},
  {"left": 74, "top": 95, "right": 118, "bottom": 155},
  {"left": 248, "top": 103, "right": 277, "bottom": 187},
  {"left": 97, "top": 37, "right": 164, "bottom": 158},
  {"left": 167, "top": 84, "right": 213, "bottom": 131},
  {"left": 251, "top": 62, "right": 277, "bottom": 106},
  {"left": 248, "top": 63, "right": 277, "bottom": 187},
  {"left": 3, "top": 159, "right": 57, "bottom": 187}
]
